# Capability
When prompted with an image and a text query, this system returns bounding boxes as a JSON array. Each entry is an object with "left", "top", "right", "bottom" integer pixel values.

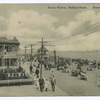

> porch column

[
  {"left": 6, "top": 58, "right": 7, "bottom": 67},
  {"left": 9, "top": 58, "right": 11, "bottom": 67}
]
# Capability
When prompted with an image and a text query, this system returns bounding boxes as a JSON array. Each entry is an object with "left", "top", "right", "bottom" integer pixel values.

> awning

[{"left": 2, "top": 54, "right": 18, "bottom": 59}]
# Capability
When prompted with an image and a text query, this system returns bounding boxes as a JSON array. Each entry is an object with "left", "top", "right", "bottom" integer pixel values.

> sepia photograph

[{"left": 0, "top": 3, "right": 100, "bottom": 96}]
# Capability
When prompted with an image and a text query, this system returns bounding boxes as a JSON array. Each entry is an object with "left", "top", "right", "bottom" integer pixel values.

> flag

[
  {"left": 3, "top": 49, "right": 6, "bottom": 54},
  {"left": 0, "top": 43, "right": 6, "bottom": 57},
  {"left": 0, "top": 49, "right": 6, "bottom": 55},
  {"left": 0, "top": 49, "right": 6, "bottom": 58}
]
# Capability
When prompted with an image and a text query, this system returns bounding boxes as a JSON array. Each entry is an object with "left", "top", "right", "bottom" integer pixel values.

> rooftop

[
  {"left": 37, "top": 46, "right": 48, "bottom": 51},
  {"left": 0, "top": 36, "right": 20, "bottom": 45}
]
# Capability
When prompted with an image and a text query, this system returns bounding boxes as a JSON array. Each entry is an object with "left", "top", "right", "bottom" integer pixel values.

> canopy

[{"left": 1, "top": 54, "right": 18, "bottom": 59}]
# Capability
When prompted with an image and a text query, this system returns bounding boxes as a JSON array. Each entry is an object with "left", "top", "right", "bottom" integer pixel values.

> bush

[
  {"left": 17, "top": 67, "right": 23, "bottom": 72},
  {"left": 0, "top": 73, "right": 6, "bottom": 80}
]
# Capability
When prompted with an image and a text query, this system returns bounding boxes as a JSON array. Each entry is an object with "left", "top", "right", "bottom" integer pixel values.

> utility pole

[
  {"left": 38, "top": 38, "right": 55, "bottom": 76},
  {"left": 2, "top": 25, "right": 3, "bottom": 37},
  {"left": 58, "top": 56, "right": 59, "bottom": 63},
  {"left": 3, "top": 42, "right": 5, "bottom": 73},
  {"left": 96, "top": 50, "right": 98, "bottom": 84},
  {"left": 28, "top": 44, "right": 35, "bottom": 67},
  {"left": 37, "top": 38, "right": 48, "bottom": 76},
  {"left": 41, "top": 38, "right": 43, "bottom": 76},
  {"left": 54, "top": 50, "right": 56, "bottom": 67},
  {"left": 24, "top": 46, "right": 28, "bottom": 59},
  {"left": 70, "top": 51, "right": 71, "bottom": 58}
]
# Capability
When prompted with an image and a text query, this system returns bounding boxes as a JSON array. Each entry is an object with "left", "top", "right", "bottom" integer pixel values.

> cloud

[
  {"left": 7, "top": 9, "right": 59, "bottom": 39},
  {"left": 4, "top": 9, "right": 100, "bottom": 51},
  {"left": 0, "top": 16, "right": 5, "bottom": 21},
  {"left": 52, "top": 10, "right": 100, "bottom": 51}
]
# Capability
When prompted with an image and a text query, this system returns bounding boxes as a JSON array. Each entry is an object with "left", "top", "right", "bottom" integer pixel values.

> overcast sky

[{"left": 0, "top": 4, "right": 100, "bottom": 51}]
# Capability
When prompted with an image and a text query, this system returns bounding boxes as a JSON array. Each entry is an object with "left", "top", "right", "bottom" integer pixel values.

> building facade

[{"left": 0, "top": 36, "right": 20, "bottom": 68}]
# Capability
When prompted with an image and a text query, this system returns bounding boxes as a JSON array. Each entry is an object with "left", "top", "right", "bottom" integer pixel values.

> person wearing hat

[
  {"left": 35, "top": 68, "right": 39, "bottom": 78},
  {"left": 50, "top": 71, "right": 54, "bottom": 79},
  {"left": 29, "top": 65, "right": 33, "bottom": 74},
  {"left": 39, "top": 75, "right": 44, "bottom": 92},
  {"left": 51, "top": 75, "right": 56, "bottom": 92}
]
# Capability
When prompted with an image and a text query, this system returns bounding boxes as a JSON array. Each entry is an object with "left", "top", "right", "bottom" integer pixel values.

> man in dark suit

[
  {"left": 35, "top": 68, "right": 39, "bottom": 78},
  {"left": 29, "top": 65, "right": 32, "bottom": 74},
  {"left": 39, "top": 75, "right": 44, "bottom": 92}
]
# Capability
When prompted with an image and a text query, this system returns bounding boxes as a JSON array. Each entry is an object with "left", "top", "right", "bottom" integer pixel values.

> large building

[{"left": 0, "top": 36, "right": 20, "bottom": 68}]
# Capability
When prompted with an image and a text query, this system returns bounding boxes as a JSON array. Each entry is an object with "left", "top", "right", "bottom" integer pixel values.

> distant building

[
  {"left": 0, "top": 36, "right": 20, "bottom": 68},
  {"left": 37, "top": 46, "right": 49, "bottom": 63}
]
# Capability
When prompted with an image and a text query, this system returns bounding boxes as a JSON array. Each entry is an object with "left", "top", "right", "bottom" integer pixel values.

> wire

[
  {"left": 48, "top": 25, "right": 100, "bottom": 46},
  {"left": 48, "top": 21, "right": 100, "bottom": 43}
]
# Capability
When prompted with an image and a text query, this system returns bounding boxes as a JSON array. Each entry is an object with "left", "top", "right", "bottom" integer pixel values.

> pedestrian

[
  {"left": 7, "top": 66, "right": 9, "bottom": 73},
  {"left": 36, "top": 77, "right": 39, "bottom": 89},
  {"left": 34, "top": 75, "right": 39, "bottom": 89},
  {"left": 45, "top": 78, "right": 50, "bottom": 91},
  {"left": 35, "top": 68, "right": 39, "bottom": 78},
  {"left": 29, "top": 65, "right": 33, "bottom": 74},
  {"left": 48, "top": 63, "right": 51, "bottom": 70},
  {"left": 37, "top": 64, "right": 40, "bottom": 68},
  {"left": 50, "top": 71, "right": 54, "bottom": 79},
  {"left": 51, "top": 76, "right": 56, "bottom": 92},
  {"left": 44, "top": 63, "right": 47, "bottom": 70},
  {"left": 39, "top": 75, "right": 44, "bottom": 92},
  {"left": 23, "top": 59, "right": 24, "bottom": 64}
]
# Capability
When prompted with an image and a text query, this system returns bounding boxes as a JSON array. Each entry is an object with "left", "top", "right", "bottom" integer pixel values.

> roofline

[
  {"left": 0, "top": 42, "right": 20, "bottom": 45},
  {"left": 37, "top": 49, "right": 48, "bottom": 51},
  {"left": 37, "top": 46, "right": 48, "bottom": 51}
]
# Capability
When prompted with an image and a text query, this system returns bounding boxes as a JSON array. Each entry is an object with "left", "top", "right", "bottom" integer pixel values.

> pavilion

[
  {"left": 37, "top": 46, "right": 49, "bottom": 63},
  {"left": 0, "top": 36, "right": 20, "bottom": 68}
]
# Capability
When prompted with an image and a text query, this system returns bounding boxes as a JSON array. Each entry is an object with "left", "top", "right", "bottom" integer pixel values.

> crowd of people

[
  {"left": 28, "top": 58, "right": 56, "bottom": 93},
  {"left": 24, "top": 56, "right": 100, "bottom": 92},
  {"left": 34, "top": 71, "right": 56, "bottom": 93}
]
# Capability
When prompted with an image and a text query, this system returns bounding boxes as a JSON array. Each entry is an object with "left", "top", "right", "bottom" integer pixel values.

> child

[
  {"left": 34, "top": 75, "right": 39, "bottom": 89},
  {"left": 34, "top": 75, "right": 37, "bottom": 86},
  {"left": 45, "top": 78, "right": 50, "bottom": 91},
  {"left": 36, "top": 77, "right": 39, "bottom": 89}
]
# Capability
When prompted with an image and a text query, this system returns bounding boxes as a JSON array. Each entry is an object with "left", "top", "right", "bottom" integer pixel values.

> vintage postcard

[{"left": 0, "top": 3, "right": 100, "bottom": 96}]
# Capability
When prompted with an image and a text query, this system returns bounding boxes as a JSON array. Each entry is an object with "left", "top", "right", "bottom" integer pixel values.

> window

[
  {"left": 5, "top": 46, "right": 11, "bottom": 52},
  {"left": 44, "top": 51, "right": 46, "bottom": 54},
  {"left": 7, "top": 59, "right": 9, "bottom": 66},
  {"left": 11, "top": 59, "right": 17, "bottom": 66},
  {"left": 5, "top": 59, "right": 9, "bottom": 66},
  {"left": 8, "top": 46, "right": 11, "bottom": 52},
  {"left": 12, "top": 46, "right": 15, "bottom": 52}
]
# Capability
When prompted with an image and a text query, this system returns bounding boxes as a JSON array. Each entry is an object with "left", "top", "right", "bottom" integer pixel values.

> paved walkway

[{"left": 0, "top": 62, "right": 68, "bottom": 96}]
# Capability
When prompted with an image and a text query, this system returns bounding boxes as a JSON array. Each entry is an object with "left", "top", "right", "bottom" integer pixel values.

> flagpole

[
  {"left": 3, "top": 42, "right": 5, "bottom": 73},
  {"left": 2, "top": 25, "right": 3, "bottom": 37}
]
